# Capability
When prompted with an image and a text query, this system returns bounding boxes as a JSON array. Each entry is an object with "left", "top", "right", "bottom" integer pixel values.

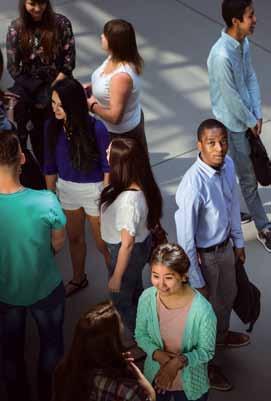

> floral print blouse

[{"left": 6, "top": 13, "right": 75, "bottom": 83}]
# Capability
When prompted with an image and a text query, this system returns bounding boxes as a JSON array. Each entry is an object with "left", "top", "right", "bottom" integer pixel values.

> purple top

[{"left": 43, "top": 116, "right": 110, "bottom": 183}]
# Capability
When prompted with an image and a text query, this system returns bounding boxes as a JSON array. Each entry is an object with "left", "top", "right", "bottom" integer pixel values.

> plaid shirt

[{"left": 89, "top": 372, "right": 151, "bottom": 401}]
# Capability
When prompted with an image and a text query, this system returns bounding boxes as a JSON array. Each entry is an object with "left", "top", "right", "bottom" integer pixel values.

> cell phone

[{"left": 84, "top": 86, "right": 92, "bottom": 98}]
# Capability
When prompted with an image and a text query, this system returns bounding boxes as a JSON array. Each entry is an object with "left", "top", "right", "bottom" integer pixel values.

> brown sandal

[{"left": 65, "top": 274, "right": 88, "bottom": 297}]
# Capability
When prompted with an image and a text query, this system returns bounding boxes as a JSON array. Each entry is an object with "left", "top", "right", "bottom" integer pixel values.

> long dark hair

[
  {"left": 18, "top": 0, "right": 57, "bottom": 60},
  {"left": 53, "top": 301, "right": 133, "bottom": 401},
  {"left": 48, "top": 78, "right": 99, "bottom": 172},
  {"left": 100, "top": 137, "right": 162, "bottom": 229},
  {"left": 104, "top": 19, "right": 143, "bottom": 74}
]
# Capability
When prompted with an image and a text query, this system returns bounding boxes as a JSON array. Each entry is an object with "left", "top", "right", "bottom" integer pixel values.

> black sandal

[{"left": 65, "top": 274, "right": 88, "bottom": 297}]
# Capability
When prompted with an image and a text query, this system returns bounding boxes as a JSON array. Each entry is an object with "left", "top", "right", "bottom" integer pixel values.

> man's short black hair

[
  {"left": 197, "top": 119, "right": 227, "bottom": 142},
  {"left": 222, "top": 0, "right": 252, "bottom": 27}
]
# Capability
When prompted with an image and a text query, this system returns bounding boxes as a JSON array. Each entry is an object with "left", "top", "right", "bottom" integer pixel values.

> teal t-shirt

[{"left": 0, "top": 188, "right": 66, "bottom": 306}]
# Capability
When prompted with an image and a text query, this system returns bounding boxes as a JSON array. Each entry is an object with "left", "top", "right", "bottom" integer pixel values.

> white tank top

[{"left": 91, "top": 57, "right": 141, "bottom": 133}]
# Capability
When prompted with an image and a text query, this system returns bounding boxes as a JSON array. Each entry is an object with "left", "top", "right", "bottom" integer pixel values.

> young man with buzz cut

[
  {"left": 175, "top": 119, "right": 250, "bottom": 391},
  {"left": 207, "top": 0, "right": 271, "bottom": 251}
]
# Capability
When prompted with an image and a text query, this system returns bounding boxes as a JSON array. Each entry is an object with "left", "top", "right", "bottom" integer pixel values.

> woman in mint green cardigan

[{"left": 135, "top": 243, "right": 217, "bottom": 401}]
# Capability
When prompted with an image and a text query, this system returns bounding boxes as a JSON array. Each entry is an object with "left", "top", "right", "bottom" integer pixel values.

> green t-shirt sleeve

[{"left": 46, "top": 191, "right": 66, "bottom": 229}]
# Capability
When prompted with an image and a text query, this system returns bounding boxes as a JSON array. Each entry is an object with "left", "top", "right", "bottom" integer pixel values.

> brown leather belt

[{"left": 197, "top": 236, "right": 230, "bottom": 253}]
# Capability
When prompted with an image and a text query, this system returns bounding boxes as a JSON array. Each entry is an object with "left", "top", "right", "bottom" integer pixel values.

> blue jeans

[
  {"left": 228, "top": 130, "right": 269, "bottom": 231},
  {"left": 156, "top": 390, "right": 208, "bottom": 401},
  {"left": 106, "top": 235, "right": 151, "bottom": 334},
  {"left": 0, "top": 283, "right": 65, "bottom": 401}
]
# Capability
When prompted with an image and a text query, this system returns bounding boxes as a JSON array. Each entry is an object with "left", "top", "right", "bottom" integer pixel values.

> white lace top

[{"left": 101, "top": 190, "right": 149, "bottom": 244}]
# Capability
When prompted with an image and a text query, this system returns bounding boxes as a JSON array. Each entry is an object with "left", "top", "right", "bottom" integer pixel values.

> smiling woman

[{"left": 135, "top": 243, "right": 217, "bottom": 401}]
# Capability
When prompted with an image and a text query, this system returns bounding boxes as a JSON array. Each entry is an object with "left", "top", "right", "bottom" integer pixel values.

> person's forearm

[
  {"left": 153, "top": 350, "right": 171, "bottom": 366},
  {"left": 113, "top": 242, "right": 134, "bottom": 279},
  {"left": 45, "top": 175, "right": 57, "bottom": 191},
  {"left": 51, "top": 235, "right": 65, "bottom": 253},
  {"left": 90, "top": 102, "right": 123, "bottom": 124},
  {"left": 103, "top": 172, "right": 110, "bottom": 187},
  {"left": 51, "top": 236, "right": 65, "bottom": 253}
]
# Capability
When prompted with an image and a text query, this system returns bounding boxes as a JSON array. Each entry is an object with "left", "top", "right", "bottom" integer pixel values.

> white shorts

[{"left": 57, "top": 178, "right": 103, "bottom": 216}]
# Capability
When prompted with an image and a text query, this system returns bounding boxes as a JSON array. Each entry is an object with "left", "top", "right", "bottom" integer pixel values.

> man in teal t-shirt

[{"left": 0, "top": 131, "right": 66, "bottom": 401}]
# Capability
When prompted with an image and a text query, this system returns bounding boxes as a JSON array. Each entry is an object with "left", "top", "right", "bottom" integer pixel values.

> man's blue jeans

[
  {"left": 0, "top": 283, "right": 65, "bottom": 401},
  {"left": 106, "top": 235, "right": 151, "bottom": 334},
  {"left": 156, "top": 390, "right": 208, "bottom": 401},
  {"left": 228, "top": 130, "right": 269, "bottom": 231}
]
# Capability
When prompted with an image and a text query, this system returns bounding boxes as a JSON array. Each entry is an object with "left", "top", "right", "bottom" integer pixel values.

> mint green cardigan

[{"left": 135, "top": 287, "right": 217, "bottom": 400}]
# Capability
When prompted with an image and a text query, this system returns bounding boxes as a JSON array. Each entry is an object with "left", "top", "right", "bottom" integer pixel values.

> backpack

[
  {"left": 233, "top": 259, "right": 261, "bottom": 332},
  {"left": 247, "top": 130, "right": 271, "bottom": 186}
]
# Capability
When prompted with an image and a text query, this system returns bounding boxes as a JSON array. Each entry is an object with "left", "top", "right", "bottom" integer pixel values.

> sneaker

[
  {"left": 208, "top": 365, "right": 232, "bottom": 391},
  {"left": 240, "top": 212, "right": 252, "bottom": 224},
  {"left": 217, "top": 330, "right": 250, "bottom": 348},
  {"left": 257, "top": 228, "right": 271, "bottom": 252}
]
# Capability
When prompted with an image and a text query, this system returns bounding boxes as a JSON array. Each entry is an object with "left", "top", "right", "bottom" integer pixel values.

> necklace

[{"left": 64, "top": 125, "right": 72, "bottom": 141}]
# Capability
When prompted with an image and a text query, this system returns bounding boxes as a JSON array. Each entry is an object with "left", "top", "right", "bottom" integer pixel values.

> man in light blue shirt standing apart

[
  {"left": 175, "top": 119, "right": 249, "bottom": 392},
  {"left": 207, "top": 0, "right": 271, "bottom": 251}
]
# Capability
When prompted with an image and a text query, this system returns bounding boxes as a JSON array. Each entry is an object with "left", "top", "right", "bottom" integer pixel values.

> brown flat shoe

[
  {"left": 208, "top": 365, "right": 232, "bottom": 391},
  {"left": 65, "top": 274, "right": 88, "bottom": 297},
  {"left": 217, "top": 330, "right": 250, "bottom": 348}
]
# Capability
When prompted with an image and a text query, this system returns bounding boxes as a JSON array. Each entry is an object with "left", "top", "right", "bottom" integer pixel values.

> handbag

[
  {"left": 247, "top": 129, "right": 271, "bottom": 186},
  {"left": 233, "top": 259, "right": 261, "bottom": 332}
]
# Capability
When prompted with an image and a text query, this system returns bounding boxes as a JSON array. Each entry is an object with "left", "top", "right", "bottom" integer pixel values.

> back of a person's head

[
  {"left": 105, "top": 136, "right": 162, "bottom": 228},
  {"left": 53, "top": 301, "right": 127, "bottom": 401},
  {"left": 0, "top": 131, "right": 20, "bottom": 168},
  {"left": 109, "top": 136, "right": 147, "bottom": 188},
  {"left": 222, "top": 0, "right": 252, "bottom": 27},
  {"left": 103, "top": 19, "right": 143, "bottom": 74}
]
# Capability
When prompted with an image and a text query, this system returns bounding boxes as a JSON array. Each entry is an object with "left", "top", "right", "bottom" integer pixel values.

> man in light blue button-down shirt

[
  {"left": 207, "top": 0, "right": 271, "bottom": 252},
  {"left": 175, "top": 119, "right": 249, "bottom": 391}
]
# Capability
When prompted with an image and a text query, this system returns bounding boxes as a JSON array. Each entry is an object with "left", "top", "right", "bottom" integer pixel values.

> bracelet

[{"left": 90, "top": 101, "right": 98, "bottom": 113}]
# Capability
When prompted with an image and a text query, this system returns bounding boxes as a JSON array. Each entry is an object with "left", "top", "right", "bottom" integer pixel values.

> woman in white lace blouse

[{"left": 100, "top": 136, "right": 162, "bottom": 333}]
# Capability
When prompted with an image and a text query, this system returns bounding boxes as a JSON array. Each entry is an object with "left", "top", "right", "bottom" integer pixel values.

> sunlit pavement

[{"left": 1, "top": 1, "right": 271, "bottom": 400}]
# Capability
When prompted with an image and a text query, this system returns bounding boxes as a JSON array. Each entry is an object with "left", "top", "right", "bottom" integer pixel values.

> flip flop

[{"left": 65, "top": 274, "right": 88, "bottom": 297}]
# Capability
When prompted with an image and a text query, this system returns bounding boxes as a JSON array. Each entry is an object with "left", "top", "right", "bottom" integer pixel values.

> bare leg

[
  {"left": 65, "top": 208, "right": 86, "bottom": 285},
  {"left": 86, "top": 214, "right": 111, "bottom": 269}
]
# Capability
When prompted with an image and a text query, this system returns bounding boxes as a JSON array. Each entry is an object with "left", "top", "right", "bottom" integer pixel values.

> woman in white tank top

[{"left": 87, "top": 19, "right": 148, "bottom": 153}]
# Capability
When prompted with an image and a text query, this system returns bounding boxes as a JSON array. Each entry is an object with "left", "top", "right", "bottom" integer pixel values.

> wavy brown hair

[
  {"left": 52, "top": 301, "right": 134, "bottom": 401},
  {"left": 18, "top": 0, "right": 57, "bottom": 61},
  {"left": 104, "top": 19, "right": 143, "bottom": 74},
  {"left": 100, "top": 137, "right": 162, "bottom": 230}
]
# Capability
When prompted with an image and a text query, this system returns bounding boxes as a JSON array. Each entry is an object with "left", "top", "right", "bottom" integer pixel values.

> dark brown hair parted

[
  {"left": 151, "top": 243, "right": 190, "bottom": 277},
  {"left": 100, "top": 136, "right": 163, "bottom": 230},
  {"left": 52, "top": 301, "right": 134, "bottom": 401},
  {"left": 18, "top": 0, "right": 57, "bottom": 61},
  {"left": 103, "top": 19, "right": 144, "bottom": 74}
]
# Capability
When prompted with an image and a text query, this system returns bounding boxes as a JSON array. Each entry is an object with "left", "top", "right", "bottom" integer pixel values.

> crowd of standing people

[{"left": 0, "top": 0, "right": 268, "bottom": 400}]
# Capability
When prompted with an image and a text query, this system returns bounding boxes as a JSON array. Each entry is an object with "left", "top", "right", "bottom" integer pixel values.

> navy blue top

[{"left": 43, "top": 116, "right": 110, "bottom": 183}]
